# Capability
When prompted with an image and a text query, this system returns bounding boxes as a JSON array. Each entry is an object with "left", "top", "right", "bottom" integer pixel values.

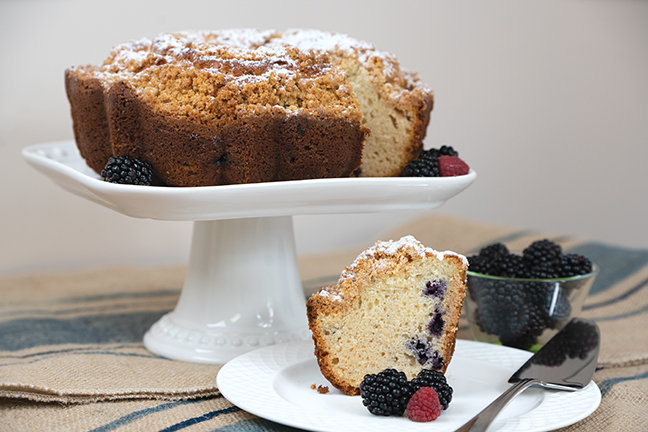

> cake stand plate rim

[{"left": 22, "top": 140, "right": 476, "bottom": 222}]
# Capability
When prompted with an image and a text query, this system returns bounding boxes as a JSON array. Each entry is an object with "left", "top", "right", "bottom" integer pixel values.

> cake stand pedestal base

[{"left": 143, "top": 216, "right": 310, "bottom": 364}]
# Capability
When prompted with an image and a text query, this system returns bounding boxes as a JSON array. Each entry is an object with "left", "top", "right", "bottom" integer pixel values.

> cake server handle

[{"left": 454, "top": 378, "right": 536, "bottom": 432}]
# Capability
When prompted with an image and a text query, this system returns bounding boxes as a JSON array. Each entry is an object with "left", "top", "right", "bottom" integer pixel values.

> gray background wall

[{"left": 1, "top": 0, "right": 647, "bottom": 277}]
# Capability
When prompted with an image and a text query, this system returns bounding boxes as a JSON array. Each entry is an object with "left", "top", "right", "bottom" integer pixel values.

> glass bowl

[{"left": 464, "top": 265, "right": 598, "bottom": 351}]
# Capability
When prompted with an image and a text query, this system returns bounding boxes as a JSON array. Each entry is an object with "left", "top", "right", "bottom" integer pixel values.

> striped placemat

[{"left": 1, "top": 214, "right": 646, "bottom": 431}]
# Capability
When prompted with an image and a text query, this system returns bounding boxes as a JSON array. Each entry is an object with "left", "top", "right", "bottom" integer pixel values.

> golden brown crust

[
  {"left": 435, "top": 254, "right": 467, "bottom": 373},
  {"left": 65, "top": 29, "right": 433, "bottom": 185},
  {"left": 306, "top": 302, "right": 361, "bottom": 395},
  {"left": 405, "top": 86, "right": 434, "bottom": 172},
  {"left": 65, "top": 68, "right": 113, "bottom": 174},
  {"left": 101, "top": 80, "right": 365, "bottom": 186}
]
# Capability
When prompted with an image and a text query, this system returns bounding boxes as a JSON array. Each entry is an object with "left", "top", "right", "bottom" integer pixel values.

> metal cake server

[{"left": 455, "top": 317, "right": 600, "bottom": 432}]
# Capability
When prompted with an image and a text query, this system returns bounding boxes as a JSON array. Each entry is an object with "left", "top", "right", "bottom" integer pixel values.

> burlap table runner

[{"left": 1, "top": 214, "right": 646, "bottom": 431}]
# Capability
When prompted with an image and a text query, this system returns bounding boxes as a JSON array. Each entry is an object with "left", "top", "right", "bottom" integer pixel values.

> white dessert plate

[
  {"left": 217, "top": 339, "right": 601, "bottom": 432},
  {"left": 22, "top": 141, "right": 476, "bottom": 221}
]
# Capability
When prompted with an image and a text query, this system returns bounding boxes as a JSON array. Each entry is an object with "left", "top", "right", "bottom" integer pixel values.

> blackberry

[
  {"left": 531, "top": 319, "right": 600, "bottom": 366},
  {"left": 360, "top": 369, "right": 455, "bottom": 416},
  {"left": 359, "top": 369, "right": 414, "bottom": 416},
  {"left": 401, "top": 146, "right": 461, "bottom": 177},
  {"left": 496, "top": 253, "right": 528, "bottom": 278},
  {"left": 529, "top": 262, "right": 561, "bottom": 279},
  {"left": 401, "top": 150, "right": 440, "bottom": 177},
  {"left": 469, "top": 278, "right": 533, "bottom": 343},
  {"left": 467, "top": 255, "right": 490, "bottom": 275},
  {"left": 500, "top": 332, "right": 539, "bottom": 352},
  {"left": 557, "top": 254, "right": 593, "bottom": 277},
  {"left": 101, "top": 155, "right": 153, "bottom": 185},
  {"left": 479, "top": 243, "right": 510, "bottom": 261},
  {"left": 523, "top": 239, "right": 562, "bottom": 267},
  {"left": 544, "top": 285, "right": 572, "bottom": 320},
  {"left": 468, "top": 240, "right": 594, "bottom": 350},
  {"left": 467, "top": 243, "right": 510, "bottom": 276},
  {"left": 410, "top": 369, "right": 453, "bottom": 410},
  {"left": 438, "top": 145, "right": 459, "bottom": 157}
]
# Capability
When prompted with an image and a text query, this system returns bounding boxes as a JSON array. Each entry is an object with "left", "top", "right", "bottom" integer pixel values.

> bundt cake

[
  {"left": 306, "top": 235, "right": 467, "bottom": 396},
  {"left": 65, "top": 29, "right": 433, "bottom": 186}
]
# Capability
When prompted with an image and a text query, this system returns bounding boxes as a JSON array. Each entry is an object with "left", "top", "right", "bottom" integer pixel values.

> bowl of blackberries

[{"left": 465, "top": 239, "right": 598, "bottom": 351}]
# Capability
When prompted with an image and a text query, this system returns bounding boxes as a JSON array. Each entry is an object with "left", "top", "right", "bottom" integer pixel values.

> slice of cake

[{"left": 306, "top": 235, "right": 467, "bottom": 396}]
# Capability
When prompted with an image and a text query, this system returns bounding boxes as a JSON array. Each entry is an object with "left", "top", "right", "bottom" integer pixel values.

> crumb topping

[
  {"left": 339, "top": 236, "right": 468, "bottom": 282},
  {"left": 69, "top": 30, "right": 365, "bottom": 125},
  {"left": 314, "top": 236, "right": 467, "bottom": 303},
  {"left": 67, "top": 29, "right": 431, "bottom": 126}
]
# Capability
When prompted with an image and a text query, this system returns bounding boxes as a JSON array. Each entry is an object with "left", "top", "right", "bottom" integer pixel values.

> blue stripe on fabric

[
  {"left": 583, "top": 275, "right": 648, "bottom": 310},
  {"left": 0, "top": 290, "right": 181, "bottom": 319},
  {"left": 57, "top": 289, "right": 181, "bottom": 305},
  {"left": 565, "top": 243, "right": 648, "bottom": 296},
  {"left": 159, "top": 406, "right": 241, "bottom": 432},
  {"left": 89, "top": 398, "right": 217, "bottom": 432},
  {"left": 0, "top": 311, "right": 166, "bottom": 351},
  {"left": 598, "top": 369, "right": 648, "bottom": 397},
  {"left": 212, "top": 418, "right": 304, "bottom": 431},
  {"left": 592, "top": 302, "right": 648, "bottom": 322},
  {"left": 2, "top": 305, "right": 168, "bottom": 320}
]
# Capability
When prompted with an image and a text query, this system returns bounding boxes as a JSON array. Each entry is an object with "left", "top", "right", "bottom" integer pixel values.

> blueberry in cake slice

[{"left": 306, "top": 235, "right": 467, "bottom": 395}]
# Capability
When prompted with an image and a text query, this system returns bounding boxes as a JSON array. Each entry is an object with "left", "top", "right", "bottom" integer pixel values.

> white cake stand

[{"left": 23, "top": 141, "right": 476, "bottom": 364}]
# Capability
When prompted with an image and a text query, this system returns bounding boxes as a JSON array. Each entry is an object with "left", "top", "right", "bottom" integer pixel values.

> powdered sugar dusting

[
  {"left": 272, "top": 29, "right": 399, "bottom": 76},
  {"left": 177, "top": 29, "right": 276, "bottom": 49},
  {"left": 97, "top": 29, "right": 398, "bottom": 80},
  {"left": 69, "top": 28, "right": 430, "bottom": 133},
  {"left": 339, "top": 235, "right": 467, "bottom": 282},
  {"left": 317, "top": 288, "right": 343, "bottom": 302},
  {"left": 272, "top": 28, "right": 372, "bottom": 53}
]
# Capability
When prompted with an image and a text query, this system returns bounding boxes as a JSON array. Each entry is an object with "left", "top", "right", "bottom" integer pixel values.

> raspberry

[
  {"left": 406, "top": 387, "right": 442, "bottom": 422},
  {"left": 360, "top": 368, "right": 454, "bottom": 417},
  {"left": 101, "top": 155, "right": 153, "bottom": 185},
  {"left": 438, "top": 155, "right": 470, "bottom": 177},
  {"left": 410, "top": 369, "right": 453, "bottom": 410},
  {"left": 401, "top": 146, "right": 463, "bottom": 177}
]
